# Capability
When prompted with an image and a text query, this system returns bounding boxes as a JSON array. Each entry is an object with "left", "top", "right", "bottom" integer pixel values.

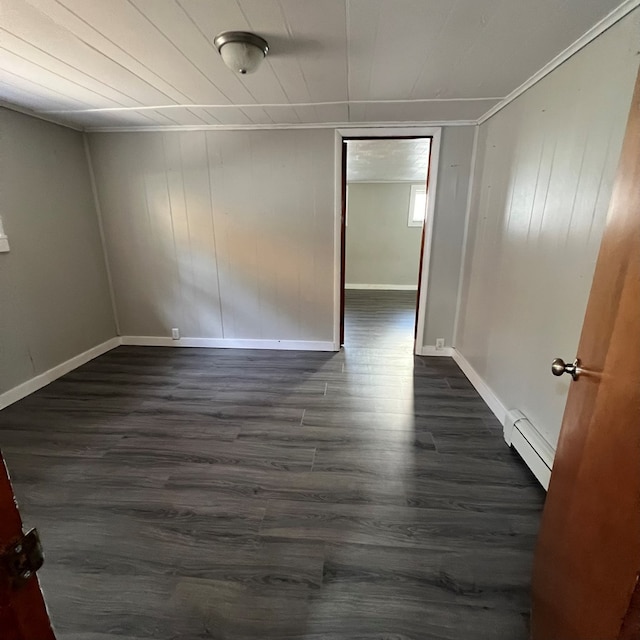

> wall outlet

[
  {"left": 435, "top": 338, "right": 445, "bottom": 351},
  {"left": 171, "top": 328, "right": 180, "bottom": 340}
]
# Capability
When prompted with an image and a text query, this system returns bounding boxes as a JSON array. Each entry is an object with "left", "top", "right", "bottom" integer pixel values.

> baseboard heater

[{"left": 503, "top": 410, "right": 555, "bottom": 490}]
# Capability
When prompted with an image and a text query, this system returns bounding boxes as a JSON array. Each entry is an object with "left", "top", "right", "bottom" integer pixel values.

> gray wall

[
  {"left": 456, "top": 9, "right": 640, "bottom": 449},
  {"left": 0, "top": 108, "right": 116, "bottom": 395},
  {"left": 88, "top": 129, "right": 335, "bottom": 343},
  {"left": 345, "top": 183, "right": 422, "bottom": 287}
]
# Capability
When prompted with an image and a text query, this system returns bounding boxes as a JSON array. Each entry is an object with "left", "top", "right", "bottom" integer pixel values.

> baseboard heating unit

[{"left": 503, "top": 409, "right": 555, "bottom": 490}]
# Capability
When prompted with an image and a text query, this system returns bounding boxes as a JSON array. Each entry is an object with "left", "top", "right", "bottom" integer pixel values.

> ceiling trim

[
  {"left": 0, "top": 99, "right": 82, "bottom": 132},
  {"left": 41, "top": 97, "right": 501, "bottom": 116},
  {"left": 477, "top": 0, "right": 640, "bottom": 124},
  {"left": 84, "top": 120, "right": 477, "bottom": 133},
  {"left": 347, "top": 179, "right": 426, "bottom": 184}
]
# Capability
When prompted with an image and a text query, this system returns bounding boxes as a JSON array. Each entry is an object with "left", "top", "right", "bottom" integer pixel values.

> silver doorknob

[{"left": 551, "top": 358, "right": 581, "bottom": 381}]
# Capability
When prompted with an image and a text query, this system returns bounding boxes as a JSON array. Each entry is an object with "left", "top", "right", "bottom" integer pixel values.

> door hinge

[{"left": 1, "top": 528, "right": 44, "bottom": 588}]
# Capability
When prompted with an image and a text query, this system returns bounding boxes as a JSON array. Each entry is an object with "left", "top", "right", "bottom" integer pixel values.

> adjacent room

[
  {"left": 0, "top": 1, "right": 638, "bottom": 638},
  {"left": 343, "top": 137, "right": 431, "bottom": 352}
]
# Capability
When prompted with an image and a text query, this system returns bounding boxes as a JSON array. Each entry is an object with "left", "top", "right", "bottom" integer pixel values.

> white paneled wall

[
  {"left": 423, "top": 125, "right": 475, "bottom": 347},
  {"left": 456, "top": 10, "right": 640, "bottom": 451},
  {"left": 88, "top": 129, "right": 336, "bottom": 346}
]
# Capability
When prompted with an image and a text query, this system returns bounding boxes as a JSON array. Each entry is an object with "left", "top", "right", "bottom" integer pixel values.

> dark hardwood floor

[{"left": 0, "top": 290, "right": 545, "bottom": 639}]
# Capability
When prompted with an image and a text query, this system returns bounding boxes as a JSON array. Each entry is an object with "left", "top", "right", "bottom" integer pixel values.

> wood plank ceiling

[{"left": 0, "top": 0, "right": 625, "bottom": 130}]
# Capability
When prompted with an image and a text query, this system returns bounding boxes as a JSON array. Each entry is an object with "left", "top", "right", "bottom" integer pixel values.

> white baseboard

[
  {"left": 451, "top": 348, "right": 508, "bottom": 423},
  {"left": 0, "top": 337, "right": 120, "bottom": 410},
  {"left": 452, "top": 348, "right": 554, "bottom": 489},
  {"left": 345, "top": 284, "right": 418, "bottom": 291},
  {"left": 417, "top": 345, "right": 454, "bottom": 357},
  {"left": 120, "top": 336, "right": 336, "bottom": 351},
  {"left": 0, "top": 334, "right": 339, "bottom": 412}
]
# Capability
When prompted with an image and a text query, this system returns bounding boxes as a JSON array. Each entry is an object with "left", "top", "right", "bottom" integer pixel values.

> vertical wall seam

[
  {"left": 83, "top": 133, "right": 121, "bottom": 336},
  {"left": 161, "top": 133, "right": 187, "bottom": 332},
  {"left": 452, "top": 123, "right": 479, "bottom": 348},
  {"left": 203, "top": 132, "right": 226, "bottom": 339},
  {"left": 178, "top": 134, "right": 201, "bottom": 336}
]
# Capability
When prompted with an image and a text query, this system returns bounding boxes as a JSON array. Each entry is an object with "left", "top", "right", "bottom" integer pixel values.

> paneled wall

[
  {"left": 90, "top": 126, "right": 474, "bottom": 350},
  {"left": 88, "top": 129, "right": 335, "bottom": 345},
  {"left": 0, "top": 108, "right": 116, "bottom": 395},
  {"left": 345, "top": 183, "right": 422, "bottom": 287},
  {"left": 456, "top": 10, "right": 640, "bottom": 450},
  {"left": 423, "top": 126, "right": 475, "bottom": 347}
]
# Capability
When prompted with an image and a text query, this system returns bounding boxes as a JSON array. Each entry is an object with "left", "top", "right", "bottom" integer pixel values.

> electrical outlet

[
  {"left": 171, "top": 328, "right": 180, "bottom": 340},
  {"left": 435, "top": 338, "right": 445, "bottom": 351}
]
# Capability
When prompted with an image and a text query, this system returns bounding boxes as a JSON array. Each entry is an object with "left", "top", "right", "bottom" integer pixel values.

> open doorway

[{"left": 338, "top": 135, "right": 435, "bottom": 353}]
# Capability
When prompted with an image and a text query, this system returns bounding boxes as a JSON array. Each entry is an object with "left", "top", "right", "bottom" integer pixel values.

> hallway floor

[{"left": 0, "top": 290, "right": 544, "bottom": 639}]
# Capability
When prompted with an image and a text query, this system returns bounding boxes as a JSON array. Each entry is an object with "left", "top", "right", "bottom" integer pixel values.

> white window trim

[{"left": 408, "top": 183, "right": 428, "bottom": 227}]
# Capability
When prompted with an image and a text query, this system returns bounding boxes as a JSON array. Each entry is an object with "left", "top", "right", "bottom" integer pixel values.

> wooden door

[
  {"left": 530, "top": 66, "right": 640, "bottom": 638},
  {"left": 0, "top": 452, "right": 55, "bottom": 640}
]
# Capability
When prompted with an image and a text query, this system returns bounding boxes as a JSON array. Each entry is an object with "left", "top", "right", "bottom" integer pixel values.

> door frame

[{"left": 332, "top": 126, "right": 442, "bottom": 352}]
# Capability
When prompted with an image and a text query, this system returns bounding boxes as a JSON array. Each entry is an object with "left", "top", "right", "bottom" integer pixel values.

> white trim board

[
  {"left": 451, "top": 349, "right": 508, "bottom": 424},
  {"left": 0, "top": 338, "right": 120, "bottom": 410},
  {"left": 417, "top": 346, "right": 454, "bottom": 357},
  {"left": 345, "top": 284, "right": 418, "bottom": 290},
  {"left": 347, "top": 180, "right": 427, "bottom": 184},
  {"left": 0, "top": 335, "right": 337, "bottom": 411},
  {"left": 452, "top": 348, "right": 554, "bottom": 488},
  {"left": 334, "top": 126, "right": 442, "bottom": 354},
  {"left": 120, "top": 336, "right": 336, "bottom": 351},
  {"left": 85, "top": 120, "right": 476, "bottom": 133},
  {"left": 46, "top": 97, "right": 501, "bottom": 116}
]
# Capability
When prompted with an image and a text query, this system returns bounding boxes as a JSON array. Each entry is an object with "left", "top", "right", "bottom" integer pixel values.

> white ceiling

[
  {"left": 0, "top": 0, "right": 627, "bottom": 130},
  {"left": 347, "top": 139, "right": 431, "bottom": 182}
]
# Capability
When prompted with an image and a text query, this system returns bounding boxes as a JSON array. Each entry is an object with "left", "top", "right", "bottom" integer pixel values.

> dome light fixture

[{"left": 213, "top": 31, "right": 269, "bottom": 75}]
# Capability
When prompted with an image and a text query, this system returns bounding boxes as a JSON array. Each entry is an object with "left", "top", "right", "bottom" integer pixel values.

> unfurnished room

[{"left": 0, "top": 1, "right": 639, "bottom": 638}]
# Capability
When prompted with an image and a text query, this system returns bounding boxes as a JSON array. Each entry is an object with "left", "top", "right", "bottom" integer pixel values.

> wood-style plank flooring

[{"left": 0, "top": 290, "right": 545, "bottom": 639}]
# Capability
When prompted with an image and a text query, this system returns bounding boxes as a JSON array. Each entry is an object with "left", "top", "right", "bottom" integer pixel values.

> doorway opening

[{"left": 337, "top": 132, "right": 439, "bottom": 354}]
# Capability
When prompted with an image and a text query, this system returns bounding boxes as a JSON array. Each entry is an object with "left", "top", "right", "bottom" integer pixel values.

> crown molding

[
  {"left": 41, "top": 96, "right": 502, "bottom": 115},
  {"left": 477, "top": 0, "right": 640, "bottom": 124},
  {"left": 83, "top": 120, "right": 477, "bottom": 133},
  {"left": 347, "top": 179, "right": 426, "bottom": 184}
]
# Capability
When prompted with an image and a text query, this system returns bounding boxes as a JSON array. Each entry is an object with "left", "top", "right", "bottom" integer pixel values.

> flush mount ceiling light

[{"left": 214, "top": 31, "right": 269, "bottom": 75}]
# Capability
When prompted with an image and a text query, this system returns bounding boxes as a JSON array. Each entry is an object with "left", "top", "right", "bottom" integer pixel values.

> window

[{"left": 408, "top": 184, "right": 428, "bottom": 227}]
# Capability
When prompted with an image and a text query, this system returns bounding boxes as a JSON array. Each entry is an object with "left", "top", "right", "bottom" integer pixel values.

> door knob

[{"left": 551, "top": 358, "right": 581, "bottom": 381}]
